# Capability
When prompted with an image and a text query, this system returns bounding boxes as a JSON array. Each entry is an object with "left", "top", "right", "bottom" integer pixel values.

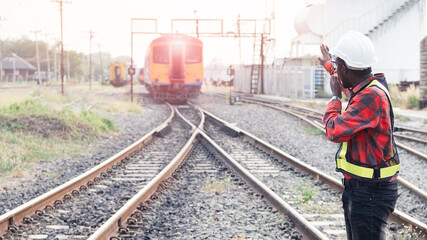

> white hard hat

[{"left": 330, "top": 31, "right": 377, "bottom": 70}]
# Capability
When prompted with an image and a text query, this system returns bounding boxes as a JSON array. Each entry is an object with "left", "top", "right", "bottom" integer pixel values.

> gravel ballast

[
  {"left": 0, "top": 102, "right": 170, "bottom": 216},
  {"left": 120, "top": 142, "right": 297, "bottom": 240},
  {"left": 197, "top": 93, "right": 427, "bottom": 225}
]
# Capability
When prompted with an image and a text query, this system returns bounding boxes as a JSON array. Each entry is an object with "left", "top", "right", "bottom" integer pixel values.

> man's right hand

[
  {"left": 330, "top": 74, "right": 343, "bottom": 99},
  {"left": 318, "top": 44, "right": 331, "bottom": 66}
]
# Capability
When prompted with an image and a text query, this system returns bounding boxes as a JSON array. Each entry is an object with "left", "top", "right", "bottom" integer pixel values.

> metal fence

[{"left": 234, "top": 65, "right": 329, "bottom": 99}]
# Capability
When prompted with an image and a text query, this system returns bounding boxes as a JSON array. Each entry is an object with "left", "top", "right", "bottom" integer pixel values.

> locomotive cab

[{"left": 144, "top": 34, "right": 203, "bottom": 100}]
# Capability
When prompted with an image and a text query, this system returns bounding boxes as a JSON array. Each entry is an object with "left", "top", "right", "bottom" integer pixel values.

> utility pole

[
  {"left": 52, "top": 0, "right": 71, "bottom": 94},
  {"left": 260, "top": 33, "right": 264, "bottom": 94},
  {"left": 0, "top": 16, "right": 5, "bottom": 84},
  {"left": 45, "top": 34, "right": 50, "bottom": 83},
  {"left": 54, "top": 39, "right": 58, "bottom": 82},
  {"left": 98, "top": 43, "right": 104, "bottom": 83},
  {"left": 32, "top": 30, "right": 42, "bottom": 85},
  {"left": 67, "top": 49, "right": 70, "bottom": 82},
  {"left": 84, "top": 30, "right": 95, "bottom": 89},
  {"left": 130, "top": 29, "right": 134, "bottom": 102}
]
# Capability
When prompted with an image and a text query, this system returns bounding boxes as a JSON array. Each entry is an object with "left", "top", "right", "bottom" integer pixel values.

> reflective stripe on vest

[{"left": 336, "top": 80, "right": 400, "bottom": 179}]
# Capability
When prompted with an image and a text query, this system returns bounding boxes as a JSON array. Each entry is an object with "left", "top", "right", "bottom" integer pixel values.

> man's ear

[{"left": 341, "top": 65, "right": 347, "bottom": 75}]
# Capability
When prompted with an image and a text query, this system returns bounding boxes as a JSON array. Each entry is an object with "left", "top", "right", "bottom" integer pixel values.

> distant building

[{"left": 1, "top": 53, "right": 36, "bottom": 82}]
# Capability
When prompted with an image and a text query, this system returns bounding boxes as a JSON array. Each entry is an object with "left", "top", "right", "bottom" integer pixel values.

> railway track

[
  {"left": 2, "top": 97, "right": 425, "bottom": 239},
  {"left": 0, "top": 103, "right": 328, "bottom": 239},
  {"left": 197, "top": 105, "right": 426, "bottom": 239},
  {"left": 89, "top": 106, "right": 328, "bottom": 240},
  {"left": 237, "top": 94, "right": 427, "bottom": 155},
  {"left": 224, "top": 94, "right": 427, "bottom": 188},
  {"left": 0, "top": 103, "right": 180, "bottom": 239},
  {"left": 222, "top": 93, "right": 427, "bottom": 190},
  {"left": 200, "top": 93, "right": 427, "bottom": 237}
]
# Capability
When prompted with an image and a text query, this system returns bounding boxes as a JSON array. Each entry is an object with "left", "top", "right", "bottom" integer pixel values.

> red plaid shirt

[{"left": 322, "top": 74, "right": 396, "bottom": 180}]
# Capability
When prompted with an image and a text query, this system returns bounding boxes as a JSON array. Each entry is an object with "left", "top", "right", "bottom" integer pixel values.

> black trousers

[{"left": 342, "top": 180, "right": 398, "bottom": 240}]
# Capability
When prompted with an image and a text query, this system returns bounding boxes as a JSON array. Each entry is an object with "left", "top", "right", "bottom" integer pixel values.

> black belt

[{"left": 342, "top": 179, "right": 395, "bottom": 189}]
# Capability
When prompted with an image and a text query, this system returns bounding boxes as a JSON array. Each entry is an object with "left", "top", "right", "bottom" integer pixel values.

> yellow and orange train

[{"left": 143, "top": 34, "right": 203, "bottom": 100}]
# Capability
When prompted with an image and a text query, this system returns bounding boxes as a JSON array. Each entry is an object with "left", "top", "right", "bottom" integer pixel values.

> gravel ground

[
  {"left": 0, "top": 101, "right": 170, "bottom": 216},
  {"left": 203, "top": 118, "right": 346, "bottom": 239},
  {"left": 196, "top": 93, "right": 427, "bottom": 225},
  {"left": 120, "top": 142, "right": 297, "bottom": 240},
  {"left": 6, "top": 119, "right": 189, "bottom": 239}
]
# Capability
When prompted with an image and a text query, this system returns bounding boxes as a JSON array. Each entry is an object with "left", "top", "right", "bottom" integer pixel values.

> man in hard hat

[{"left": 319, "top": 31, "right": 399, "bottom": 240}]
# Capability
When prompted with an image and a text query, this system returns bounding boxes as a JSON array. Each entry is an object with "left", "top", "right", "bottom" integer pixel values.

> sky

[{"left": 0, "top": 0, "right": 307, "bottom": 66}]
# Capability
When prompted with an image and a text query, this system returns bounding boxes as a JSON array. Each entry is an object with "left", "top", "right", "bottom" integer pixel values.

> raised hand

[{"left": 318, "top": 43, "right": 331, "bottom": 66}]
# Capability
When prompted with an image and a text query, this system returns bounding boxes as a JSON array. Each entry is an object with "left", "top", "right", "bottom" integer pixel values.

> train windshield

[
  {"left": 153, "top": 46, "right": 169, "bottom": 64},
  {"left": 186, "top": 45, "right": 201, "bottom": 64}
]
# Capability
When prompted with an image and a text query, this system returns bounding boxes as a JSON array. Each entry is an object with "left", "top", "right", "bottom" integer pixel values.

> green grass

[
  {"left": 205, "top": 178, "right": 231, "bottom": 192},
  {"left": 0, "top": 130, "right": 88, "bottom": 177},
  {"left": 0, "top": 99, "right": 115, "bottom": 140},
  {"left": 44, "top": 173, "right": 62, "bottom": 178},
  {"left": 389, "top": 84, "right": 420, "bottom": 109},
  {"left": 0, "top": 84, "right": 144, "bottom": 178},
  {"left": 0, "top": 96, "right": 116, "bottom": 177},
  {"left": 395, "top": 114, "right": 411, "bottom": 122},
  {"left": 295, "top": 181, "right": 317, "bottom": 204},
  {"left": 303, "top": 127, "right": 324, "bottom": 135}
]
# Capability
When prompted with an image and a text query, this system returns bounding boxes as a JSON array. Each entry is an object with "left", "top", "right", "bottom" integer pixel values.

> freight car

[{"left": 143, "top": 34, "right": 203, "bottom": 100}]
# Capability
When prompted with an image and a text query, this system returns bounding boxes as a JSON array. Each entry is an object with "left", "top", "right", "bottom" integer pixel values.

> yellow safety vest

[{"left": 336, "top": 80, "right": 400, "bottom": 180}]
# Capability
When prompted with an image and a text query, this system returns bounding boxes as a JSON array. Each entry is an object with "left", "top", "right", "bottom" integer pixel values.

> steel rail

[
  {"left": 197, "top": 130, "right": 329, "bottom": 240},
  {"left": 176, "top": 105, "right": 330, "bottom": 240},
  {"left": 200, "top": 107, "right": 427, "bottom": 238},
  {"left": 174, "top": 105, "right": 205, "bottom": 134},
  {"left": 395, "top": 142, "right": 427, "bottom": 162},
  {"left": 395, "top": 126, "right": 427, "bottom": 135},
  {"left": 88, "top": 107, "right": 199, "bottom": 240},
  {"left": 257, "top": 101, "right": 427, "bottom": 200},
  {"left": 282, "top": 106, "right": 427, "bottom": 162},
  {"left": 181, "top": 104, "right": 330, "bottom": 240},
  {"left": 218, "top": 92, "right": 427, "bottom": 137},
  {"left": 0, "top": 103, "right": 175, "bottom": 236},
  {"left": 237, "top": 97, "right": 427, "bottom": 199},
  {"left": 393, "top": 133, "right": 427, "bottom": 145}
]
